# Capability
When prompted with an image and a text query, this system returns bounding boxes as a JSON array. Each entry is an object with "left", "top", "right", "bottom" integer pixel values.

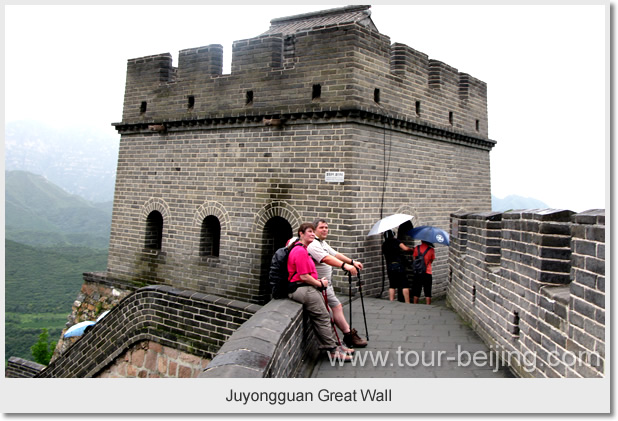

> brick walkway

[{"left": 311, "top": 296, "right": 515, "bottom": 378}]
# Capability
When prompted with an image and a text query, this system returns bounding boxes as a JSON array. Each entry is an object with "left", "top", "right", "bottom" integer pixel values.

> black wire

[
  {"left": 379, "top": 116, "right": 392, "bottom": 297},
  {"left": 379, "top": 117, "right": 392, "bottom": 219}
]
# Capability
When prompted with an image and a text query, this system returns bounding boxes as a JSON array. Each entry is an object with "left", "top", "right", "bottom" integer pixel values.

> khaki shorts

[{"left": 325, "top": 282, "right": 341, "bottom": 308}]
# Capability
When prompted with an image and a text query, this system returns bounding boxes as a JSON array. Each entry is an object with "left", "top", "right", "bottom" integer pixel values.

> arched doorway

[{"left": 258, "top": 216, "right": 293, "bottom": 304}]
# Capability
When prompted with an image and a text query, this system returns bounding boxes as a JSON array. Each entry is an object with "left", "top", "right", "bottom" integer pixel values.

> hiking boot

[{"left": 343, "top": 328, "right": 368, "bottom": 348}]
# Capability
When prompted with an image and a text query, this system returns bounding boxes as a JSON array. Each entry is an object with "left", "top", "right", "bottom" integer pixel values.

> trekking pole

[
  {"left": 357, "top": 270, "right": 369, "bottom": 341},
  {"left": 321, "top": 284, "right": 342, "bottom": 346},
  {"left": 347, "top": 270, "right": 353, "bottom": 330}
]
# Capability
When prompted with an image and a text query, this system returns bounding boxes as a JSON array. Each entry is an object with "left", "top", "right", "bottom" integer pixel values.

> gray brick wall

[
  {"left": 568, "top": 210, "right": 605, "bottom": 377},
  {"left": 200, "top": 299, "right": 319, "bottom": 378},
  {"left": 447, "top": 209, "right": 605, "bottom": 378},
  {"left": 5, "top": 357, "right": 46, "bottom": 378},
  {"left": 107, "top": 17, "right": 494, "bottom": 305}
]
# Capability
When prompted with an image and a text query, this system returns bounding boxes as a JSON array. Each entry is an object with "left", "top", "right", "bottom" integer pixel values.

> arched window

[
  {"left": 200, "top": 215, "right": 221, "bottom": 257},
  {"left": 145, "top": 211, "right": 163, "bottom": 250}
]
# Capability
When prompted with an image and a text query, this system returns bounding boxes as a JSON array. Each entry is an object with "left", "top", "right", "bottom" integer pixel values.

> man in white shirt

[{"left": 307, "top": 219, "right": 368, "bottom": 348}]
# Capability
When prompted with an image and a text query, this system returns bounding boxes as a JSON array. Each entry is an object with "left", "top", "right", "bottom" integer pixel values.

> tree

[{"left": 30, "top": 328, "right": 56, "bottom": 366}]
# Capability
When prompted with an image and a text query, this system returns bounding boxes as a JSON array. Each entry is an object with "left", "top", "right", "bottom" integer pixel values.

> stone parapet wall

[
  {"left": 447, "top": 209, "right": 605, "bottom": 378},
  {"left": 200, "top": 298, "right": 319, "bottom": 378},
  {"left": 5, "top": 357, "right": 46, "bottom": 378},
  {"left": 37, "top": 284, "right": 260, "bottom": 378},
  {"left": 568, "top": 210, "right": 605, "bottom": 375}
]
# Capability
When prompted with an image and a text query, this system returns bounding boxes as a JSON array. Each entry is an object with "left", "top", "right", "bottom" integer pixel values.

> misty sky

[{"left": 4, "top": 4, "right": 609, "bottom": 213}]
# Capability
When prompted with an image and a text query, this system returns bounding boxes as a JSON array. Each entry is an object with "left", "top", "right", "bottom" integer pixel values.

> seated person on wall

[
  {"left": 307, "top": 218, "right": 367, "bottom": 348},
  {"left": 287, "top": 222, "right": 352, "bottom": 362}
]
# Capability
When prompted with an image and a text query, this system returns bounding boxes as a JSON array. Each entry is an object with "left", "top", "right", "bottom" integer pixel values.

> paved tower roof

[{"left": 261, "top": 5, "right": 377, "bottom": 36}]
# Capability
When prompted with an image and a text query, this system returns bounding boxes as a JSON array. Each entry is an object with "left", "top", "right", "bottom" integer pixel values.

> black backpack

[
  {"left": 412, "top": 245, "right": 430, "bottom": 276},
  {"left": 269, "top": 242, "right": 302, "bottom": 299}
]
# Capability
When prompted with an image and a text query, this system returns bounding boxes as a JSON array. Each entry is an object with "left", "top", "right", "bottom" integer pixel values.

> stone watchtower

[{"left": 108, "top": 5, "right": 495, "bottom": 305}]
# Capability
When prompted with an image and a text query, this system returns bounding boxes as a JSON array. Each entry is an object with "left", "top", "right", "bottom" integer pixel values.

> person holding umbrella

[
  {"left": 367, "top": 213, "right": 415, "bottom": 300},
  {"left": 406, "top": 225, "right": 448, "bottom": 304},
  {"left": 411, "top": 240, "right": 436, "bottom": 304},
  {"left": 382, "top": 230, "right": 413, "bottom": 303}
]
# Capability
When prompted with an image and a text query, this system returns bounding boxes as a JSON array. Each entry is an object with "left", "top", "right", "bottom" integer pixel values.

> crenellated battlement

[
  {"left": 115, "top": 6, "right": 489, "bottom": 140},
  {"left": 448, "top": 209, "right": 605, "bottom": 378},
  {"left": 178, "top": 45, "right": 224, "bottom": 79}
]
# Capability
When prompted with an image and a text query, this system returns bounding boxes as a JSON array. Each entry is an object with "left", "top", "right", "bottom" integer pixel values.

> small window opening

[
  {"left": 476, "top": 119, "right": 480, "bottom": 131},
  {"left": 449, "top": 111, "right": 454, "bottom": 125},
  {"left": 145, "top": 211, "right": 163, "bottom": 250},
  {"left": 188, "top": 95, "right": 195, "bottom": 109},
  {"left": 312, "top": 84, "right": 321, "bottom": 100},
  {"left": 472, "top": 286, "right": 476, "bottom": 303},
  {"left": 513, "top": 311, "right": 520, "bottom": 336},
  {"left": 140, "top": 101, "right": 147, "bottom": 114},
  {"left": 415, "top": 101, "right": 421, "bottom": 117},
  {"left": 374, "top": 88, "right": 381, "bottom": 103},
  {"left": 200, "top": 215, "right": 221, "bottom": 257},
  {"left": 246, "top": 91, "right": 254, "bottom": 105}
]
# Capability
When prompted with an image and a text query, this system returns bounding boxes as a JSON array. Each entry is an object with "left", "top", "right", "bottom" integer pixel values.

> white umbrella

[{"left": 367, "top": 214, "right": 414, "bottom": 236}]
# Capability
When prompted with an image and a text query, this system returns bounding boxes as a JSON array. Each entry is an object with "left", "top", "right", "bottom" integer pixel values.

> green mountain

[
  {"left": 5, "top": 120, "right": 119, "bottom": 203},
  {"left": 5, "top": 170, "right": 112, "bottom": 248},
  {"left": 5, "top": 239, "right": 109, "bottom": 313},
  {"left": 5, "top": 170, "right": 112, "bottom": 362}
]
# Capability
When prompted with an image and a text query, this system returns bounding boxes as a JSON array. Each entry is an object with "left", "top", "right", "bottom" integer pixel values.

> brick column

[
  {"left": 567, "top": 209, "right": 605, "bottom": 377},
  {"left": 466, "top": 211, "right": 502, "bottom": 266},
  {"left": 501, "top": 209, "right": 574, "bottom": 285}
]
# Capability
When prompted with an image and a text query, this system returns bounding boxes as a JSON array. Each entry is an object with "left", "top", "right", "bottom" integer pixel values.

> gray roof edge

[{"left": 268, "top": 5, "right": 371, "bottom": 26}]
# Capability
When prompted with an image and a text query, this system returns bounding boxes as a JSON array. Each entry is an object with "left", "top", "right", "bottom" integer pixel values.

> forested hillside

[
  {"left": 5, "top": 240, "right": 108, "bottom": 362},
  {"left": 5, "top": 170, "right": 111, "bottom": 363},
  {"left": 5, "top": 240, "right": 108, "bottom": 313}
]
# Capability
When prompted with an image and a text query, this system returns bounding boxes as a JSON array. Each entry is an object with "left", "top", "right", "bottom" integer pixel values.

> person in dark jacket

[{"left": 382, "top": 230, "right": 412, "bottom": 302}]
